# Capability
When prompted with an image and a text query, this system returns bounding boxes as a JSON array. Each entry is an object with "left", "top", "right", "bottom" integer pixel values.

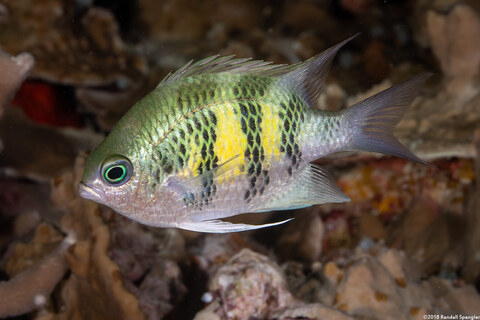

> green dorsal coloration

[{"left": 79, "top": 34, "right": 430, "bottom": 233}]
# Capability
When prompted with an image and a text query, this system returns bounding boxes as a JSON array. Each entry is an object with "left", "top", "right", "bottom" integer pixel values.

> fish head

[
  {"left": 78, "top": 120, "right": 184, "bottom": 227},
  {"left": 79, "top": 139, "right": 140, "bottom": 214}
]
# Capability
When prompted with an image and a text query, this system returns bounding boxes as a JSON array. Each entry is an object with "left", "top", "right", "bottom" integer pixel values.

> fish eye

[{"left": 101, "top": 156, "right": 133, "bottom": 186}]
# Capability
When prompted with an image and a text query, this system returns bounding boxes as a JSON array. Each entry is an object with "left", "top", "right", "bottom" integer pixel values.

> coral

[
  {"left": 0, "top": 211, "right": 41, "bottom": 252},
  {"left": 76, "top": 74, "right": 157, "bottom": 130},
  {"left": 387, "top": 198, "right": 467, "bottom": 275},
  {"left": 283, "top": 243, "right": 480, "bottom": 320},
  {"left": 195, "top": 248, "right": 355, "bottom": 319},
  {"left": 332, "top": 156, "right": 476, "bottom": 274},
  {"left": 46, "top": 155, "right": 187, "bottom": 319},
  {"left": 321, "top": 209, "right": 353, "bottom": 254},
  {"left": 50, "top": 155, "right": 146, "bottom": 320},
  {"left": 270, "top": 303, "right": 354, "bottom": 320},
  {"left": 0, "top": 0, "right": 147, "bottom": 86},
  {"left": 109, "top": 219, "right": 186, "bottom": 282},
  {"left": 460, "top": 128, "right": 480, "bottom": 282},
  {"left": 0, "top": 48, "right": 33, "bottom": 155},
  {"left": 128, "top": 259, "right": 185, "bottom": 319},
  {"left": 337, "top": 158, "right": 473, "bottom": 219},
  {"left": 59, "top": 209, "right": 146, "bottom": 320},
  {"left": 0, "top": 108, "right": 102, "bottom": 179},
  {"left": 339, "top": 246, "right": 480, "bottom": 319},
  {"left": 396, "top": 3, "right": 480, "bottom": 160},
  {"left": 427, "top": 277, "right": 480, "bottom": 315},
  {"left": 426, "top": 4, "right": 480, "bottom": 83},
  {"left": 275, "top": 208, "right": 324, "bottom": 262},
  {"left": 358, "top": 213, "right": 386, "bottom": 241},
  {"left": 280, "top": 1, "right": 335, "bottom": 36},
  {"left": 0, "top": 50, "right": 34, "bottom": 113},
  {"left": 194, "top": 244, "right": 480, "bottom": 320},
  {"left": 334, "top": 248, "right": 432, "bottom": 320},
  {"left": 205, "top": 249, "right": 297, "bottom": 320},
  {"left": 0, "top": 223, "right": 70, "bottom": 318},
  {"left": 281, "top": 260, "right": 336, "bottom": 305},
  {"left": 137, "top": 0, "right": 261, "bottom": 41},
  {"left": 4, "top": 223, "right": 64, "bottom": 277},
  {"left": 191, "top": 233, "right": 254, "bottom": 275},
  {"left": 108, "top": 217, "right": 187, "bottom": 318},
  {"left": 0, "top": 178, "right": 51, "bottom": 251}
]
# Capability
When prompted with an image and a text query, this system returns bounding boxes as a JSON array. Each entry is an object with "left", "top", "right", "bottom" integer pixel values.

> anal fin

[{"left": 253, "top": 164, "right": 350, "bottom": 212}]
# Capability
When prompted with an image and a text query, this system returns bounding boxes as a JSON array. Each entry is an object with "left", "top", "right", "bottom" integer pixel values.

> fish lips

[{"left": 78, "top": 182, "right": 103, "bottom": 202}]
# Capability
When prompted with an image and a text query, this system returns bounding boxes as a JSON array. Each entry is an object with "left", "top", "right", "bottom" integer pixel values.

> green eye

[
  {"left": 105, "top": 165, "right": 126, "bottom": 183},
  {"left": 101, "top": 156, "right": 133, "bottom": 186}
]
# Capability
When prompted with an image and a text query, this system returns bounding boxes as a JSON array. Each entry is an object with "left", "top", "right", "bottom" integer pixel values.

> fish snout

[{"left": 78, "top": 182, "right": 102, "bottom": 201}]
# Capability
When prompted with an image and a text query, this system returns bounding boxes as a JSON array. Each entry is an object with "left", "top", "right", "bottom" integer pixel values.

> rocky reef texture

[
  {"left": 194, "top": 249, "right": 353, "bottom": 320},
  {"left": 330, "top": 244, "right": 480, "bottom": 319},
  {"left": 200, "top": 249, "right": 297, "bottom": 319},
  {"left": 194, "top": 246, "right": 480, "bottom": 320},
  {"left": 1, "top": 0, "right": 480, "bottom": 319},
  {"left": 0, "top": 156, "right": 191, "bottom": 319}
]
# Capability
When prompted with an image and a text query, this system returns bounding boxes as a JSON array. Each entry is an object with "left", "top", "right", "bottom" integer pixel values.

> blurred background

[{"left": 0, "top": 0, "right": 479, "bottom": 319}]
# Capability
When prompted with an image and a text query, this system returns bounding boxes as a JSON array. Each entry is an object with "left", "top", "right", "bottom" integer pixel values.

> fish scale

[
  {"left": 153, "top": 83, "right": 307, "bottom": 208},
  {"left": 237, "top": 100, "right": 265, "bottom": 201},
  {"left": 79, "top": 34, "right": 431, "bottom": 233},
  {"left": 278, "top": 95, "right": 306, "bottom": 175}
]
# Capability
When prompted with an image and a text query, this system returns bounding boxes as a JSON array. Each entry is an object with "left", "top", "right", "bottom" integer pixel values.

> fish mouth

[{"left": 78, "top": 182, "right": 101, "bottom": 201}]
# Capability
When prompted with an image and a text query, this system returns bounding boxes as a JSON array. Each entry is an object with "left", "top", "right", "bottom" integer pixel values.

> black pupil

[{"left": 108, "top": 166, "right": 124, "bottom": 180}]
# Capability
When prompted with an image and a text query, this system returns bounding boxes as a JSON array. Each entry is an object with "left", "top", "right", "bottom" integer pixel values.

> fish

[{"left": 78, "top": 34, "right": 431, "bottom": 233}]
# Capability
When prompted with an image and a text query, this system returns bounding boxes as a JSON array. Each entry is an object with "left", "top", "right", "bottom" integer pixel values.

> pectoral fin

[
  {"left": 166, "top": 155, "right": 240, "bottom": 195},
  {"left": 177, "top": 218, "right": 293, "bottom": 233}
]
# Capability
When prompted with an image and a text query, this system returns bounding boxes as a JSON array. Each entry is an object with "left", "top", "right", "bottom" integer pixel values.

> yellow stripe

[
  {"left": 213, "top": 102, "right": 247, "bottom": 179},
  {"left": 187, "top": 137, "right": 202, "bottom": 174},
  {"left": 177, "top": 133, "right": 202, "bottom": 179},
  {"left": 260, "top": 102, "right": 281, "bottom": 165},
  {"left": 177, "top": 101, "right": 281, "bottom": 181}
]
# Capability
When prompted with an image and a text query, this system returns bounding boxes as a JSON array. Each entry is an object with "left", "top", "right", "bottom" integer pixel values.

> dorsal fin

[
  {"left": 282, "top": 33, "right": 359, "bottom": 107},
  {"left": 158, "top": 55, "right": 299, "bottom": 87},
  {"left": 158, "top": 34, "right": 359, "bottom": 99}
]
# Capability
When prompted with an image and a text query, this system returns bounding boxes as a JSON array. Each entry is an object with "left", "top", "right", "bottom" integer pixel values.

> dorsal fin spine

[{"left": 281, "top": 33, "right": 360, "bottom": 107}]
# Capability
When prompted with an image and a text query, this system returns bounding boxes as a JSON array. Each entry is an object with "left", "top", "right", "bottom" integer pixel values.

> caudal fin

[{"left": 344, "top": 74, "right": 432, "bottom": 166}]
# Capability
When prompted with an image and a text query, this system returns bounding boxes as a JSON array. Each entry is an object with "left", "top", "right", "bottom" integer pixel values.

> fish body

[{"left": 79, "top": 35, "right": 430, "bottom": 233}]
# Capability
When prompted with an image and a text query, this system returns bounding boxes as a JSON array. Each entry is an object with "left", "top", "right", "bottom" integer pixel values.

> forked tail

[{"left": 343, "top": 74, "right": 432, "bottom": 166}]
